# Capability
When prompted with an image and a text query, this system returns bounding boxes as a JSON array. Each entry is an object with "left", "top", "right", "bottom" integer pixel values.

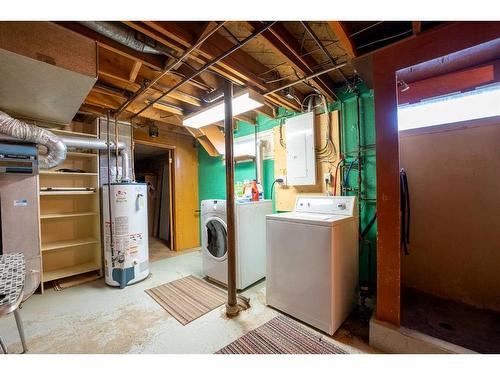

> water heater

[{"left": 102, "top": 183, "right": 149, "bottom": 288}]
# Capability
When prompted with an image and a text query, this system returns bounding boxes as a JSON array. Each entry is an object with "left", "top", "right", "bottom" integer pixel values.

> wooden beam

[
  {"left": 129, "top": 61, "right": 142, "bottom": 82},
  {"left": 143, "top": 21, "right": 269, "bottom": 90},
  {"left": 55, "top": 22, "right": 165, "bottom": 71},
  {"left": 328, "top": 21, "right": 357, "bottom": 59},
  {"left": 412, "top": 21, "right": 422, "bottom": 36},
  {"left": 151, "top": 101, "right": 184, "bottom": 116},
  {"left": 122, "top": 21, "right": 190, "bottom": 55},
  {"left": 253, "top": 103, "right": 276, "bottom": 118},
  {"left": 234, "top": 113, "right": 256, "bottom": 125},
  {"left": 247, "top": 22, "right": 337, "bottom": 101},
  {"left": 399, "top": 60, "right": 499, "bottom": 104}
]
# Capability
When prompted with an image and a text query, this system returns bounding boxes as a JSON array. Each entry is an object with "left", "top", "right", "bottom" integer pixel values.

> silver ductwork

[
  {"left": 0, "top": 110, "right": 66, "bottom": 169},
  {"left": 79, "top": 21, "right": 175, "bottom": 57},
  {"left": 0, "top": 110, "right": 131, "bottom": 181},
  {"left": 59, "top": 136, "right": 131, "bottom": 182}
]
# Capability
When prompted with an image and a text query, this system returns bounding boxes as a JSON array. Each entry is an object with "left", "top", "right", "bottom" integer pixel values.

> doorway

[
  {"left": 134, "top": 142, "right": 175, "bottom": 262},
  {"left": 396, "top": 57, "right": 500, "bottom": 352}
]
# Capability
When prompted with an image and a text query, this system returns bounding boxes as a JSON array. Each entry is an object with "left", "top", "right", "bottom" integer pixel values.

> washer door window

[{"left": 205, "top": 218, "right": 228, "bottom": 260}]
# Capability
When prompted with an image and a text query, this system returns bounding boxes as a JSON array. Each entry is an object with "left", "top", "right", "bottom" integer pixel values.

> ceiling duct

[{"left": 79, "top": 21, "right": 176, "bottom": 56}]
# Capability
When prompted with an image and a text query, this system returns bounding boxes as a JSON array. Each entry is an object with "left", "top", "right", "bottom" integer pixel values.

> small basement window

[{"left": 397, "top": 83, "right": 500, "bottom": 131}]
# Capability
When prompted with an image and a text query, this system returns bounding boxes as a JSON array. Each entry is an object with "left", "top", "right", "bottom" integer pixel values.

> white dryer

[
  {"left": 266, "top": 196, "right": 358, "bottom": 335},
  {"left": 201, "top": 199, "right": 272, "bottom": 290}
]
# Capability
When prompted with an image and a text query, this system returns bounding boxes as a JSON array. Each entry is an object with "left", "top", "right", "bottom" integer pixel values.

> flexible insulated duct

[
  {"left": 0, "top": 110, "right": 131, "bottom": 181},
  {"left": 0, "top": 110, "right": 67, "bottom": 169},
  {"left": 79, "top": 21, "right": 175, "bottom": 56}
]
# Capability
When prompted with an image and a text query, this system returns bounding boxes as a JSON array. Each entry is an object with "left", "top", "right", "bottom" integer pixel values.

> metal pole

[
  {"left": 131, "top": 21, "right": 276, "bottom": 120},
  {"left": 224, "top": 79, "right": 238, "bottom": 317}
]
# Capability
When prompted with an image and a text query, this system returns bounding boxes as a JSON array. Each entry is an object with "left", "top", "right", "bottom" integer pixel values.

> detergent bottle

[{"left": 251, "top": 179, "right": 259, "bottom": 201}]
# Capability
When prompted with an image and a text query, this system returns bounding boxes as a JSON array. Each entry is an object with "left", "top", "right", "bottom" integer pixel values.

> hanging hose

[
  {"left": 343, "top": 158, "right": 359, "bottom": 188},
  {"left": 332, "top": 156, "right": 344, "bottom": 196},
  {"left": 400, "top": 168, "right": 410, "bottom": 255}
]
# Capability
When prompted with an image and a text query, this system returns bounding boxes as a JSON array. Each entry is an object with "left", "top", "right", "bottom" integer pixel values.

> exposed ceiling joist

[
  {"left": 55, "top": 22, "right": 166, "bottom": 71},
  {"left": 142, "top": 21, "right": 268, "bottom": 90},
  {"left": 327, "top": 21, "right": 357, "bottom": 59},
  {"left": 129, "top": 61, "right": 142, "bottom": 82},
  {"left": 246, "top": 22, "right": 337, "bottom": 101}
]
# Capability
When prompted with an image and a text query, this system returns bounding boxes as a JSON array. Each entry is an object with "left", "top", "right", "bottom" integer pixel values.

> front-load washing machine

[{"left": 201, "top": 199, "right": 272, "bottom": 290}]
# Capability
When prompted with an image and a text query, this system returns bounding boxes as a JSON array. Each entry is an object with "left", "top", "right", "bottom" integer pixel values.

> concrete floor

[{"left": 0, "top": 251, "right": 374, "bottom": 354}]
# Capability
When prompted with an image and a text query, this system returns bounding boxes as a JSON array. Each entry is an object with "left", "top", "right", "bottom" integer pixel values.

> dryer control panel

[{"left": 294, "top": 196, "right": 357, "bottom": 217}]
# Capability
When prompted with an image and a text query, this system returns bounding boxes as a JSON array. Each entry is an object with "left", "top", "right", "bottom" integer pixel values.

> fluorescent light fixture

[{"left": 183, "top": 89, "right": 265, "bottom": 129}]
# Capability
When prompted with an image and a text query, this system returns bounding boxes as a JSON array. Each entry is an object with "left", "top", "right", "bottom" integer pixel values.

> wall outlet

[
  {"left": 277, "top": 175, "right": 288, "bottom": 186},
  {"left": 323, "top": 172, "right": 331, "bottom": 185}
]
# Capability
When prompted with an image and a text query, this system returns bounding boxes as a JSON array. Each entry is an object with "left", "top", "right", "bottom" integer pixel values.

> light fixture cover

[{"left": 183, "top": 89, "right": 265, "bottom": 129}]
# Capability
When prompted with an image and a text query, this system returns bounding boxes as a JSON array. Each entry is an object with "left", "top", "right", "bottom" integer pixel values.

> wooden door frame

[
  {"left": 133, "top": 141, "right": 176, "bottom": 251},
  {"left": 369, "top": 22, "right": 500, "bottom": 326}
]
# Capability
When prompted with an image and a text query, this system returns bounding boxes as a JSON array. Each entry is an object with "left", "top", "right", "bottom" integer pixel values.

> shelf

[
  {"left": 41, "top": 237, "right": 99, "bottom": 252},
  {"left": 40, "top": 189, "right": 96, "bottom": 196},
  {"left": 40, "top": 171, "right": 98, "bottom": 176},
  {"left": 43, "top": 262, "right": 100, "bottom": 282},
  {"left": 50, "top": 128, "right": 98, "bottom": 138},
  {"left": 66, "top": 152, "right": 98, "bottom": 158},
  {"left": 40, "top": 212, "right": 98, "bottom": 220}
]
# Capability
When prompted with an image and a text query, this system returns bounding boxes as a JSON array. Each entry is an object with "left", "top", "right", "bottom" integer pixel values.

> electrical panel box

[{"left": 285, "top": 111, "right": 316, "bottom": 186}]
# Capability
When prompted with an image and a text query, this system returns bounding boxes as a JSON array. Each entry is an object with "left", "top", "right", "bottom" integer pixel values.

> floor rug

[
  {"left": 216, "top": 315, "right": 349, "bottom": 354},
  {"left": 146, "top": 275, "right": 226, "bottom": 325}
]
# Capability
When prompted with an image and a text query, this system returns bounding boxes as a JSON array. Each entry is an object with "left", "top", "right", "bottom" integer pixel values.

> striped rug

[
  {"left": 146, "top": 275, "right": 226, "bottom": 325},
  {"left": 216, "top": 315, "right": 349, "bottom": 354}
]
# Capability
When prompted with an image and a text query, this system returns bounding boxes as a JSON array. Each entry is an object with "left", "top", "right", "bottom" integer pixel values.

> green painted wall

[
  {"left": 332, "top": 86, "right": 377, "bottom": 289},
  {"left": 197, "top": 86, "right": 377, "bottom": 287}
]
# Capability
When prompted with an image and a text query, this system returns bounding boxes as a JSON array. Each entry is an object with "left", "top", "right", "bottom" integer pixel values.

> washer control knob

[{"left": 337, "top": 203, "right": 346, "bottom": 210}]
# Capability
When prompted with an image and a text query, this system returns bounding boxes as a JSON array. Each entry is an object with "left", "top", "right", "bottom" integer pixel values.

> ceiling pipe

[
  {"left": 300, "top": 21, "right": 352, "bottom": 93},
  {"left": 115, "top": 22, "right": 227, "bottom": 117},
  {"left": 131, "top": 21, "right": 277, "bottom": 120},
  {"left": 263, "top": 63, "right": 347, "bottom": 96},
  {"left": 60, "top": 135, "right": 131, "bottom": 182},
  {"left": 79, "top": 21, "right": 176, "bottom": 57}
]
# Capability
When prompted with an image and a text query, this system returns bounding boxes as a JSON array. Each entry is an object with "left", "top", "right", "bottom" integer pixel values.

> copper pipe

[
  {"left": 115, "top": 21, "right": 227, "bottom": 117},
  {"left": 223, "top": 79, "right": 238, "bottom": 316},
  {"left": 131, "top": 21, "right": 277, "bottom": 120}
]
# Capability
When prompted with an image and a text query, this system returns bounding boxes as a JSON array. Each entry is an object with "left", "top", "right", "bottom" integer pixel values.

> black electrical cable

[
  {"left": 361, "top": 211, "right": 377, "bottom": 239},
  {"left": 400, "top": 168, "right": 410, "bottom": 255},
  {"left": 343, "top": 158, "right": 359, "bottom": 187},
  {"left": 270, "top": 180, "right": 277, "bottom": 200},
  {"left": 270, "top": 178, "right": 284, "bottom": 200}
]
